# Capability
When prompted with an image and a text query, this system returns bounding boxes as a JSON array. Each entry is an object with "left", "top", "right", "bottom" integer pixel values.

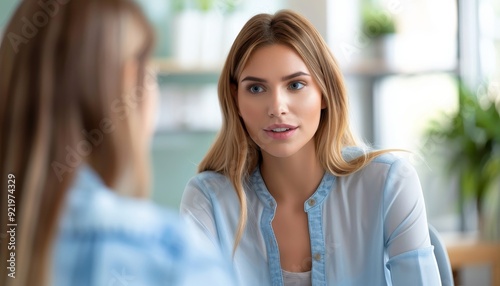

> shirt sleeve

[
  {"left": 175, "top": 218, "right": 238, "bottom": 286},
  {"left": 382, "top": 157, "right": 441, "bottom": 285},
  {"left": 98, "top": 220, "right": 237, "bottom": 286},
  {"left": 179, "top": 175, "right": 221, "bottom": 249},
  {"left": 53, "top": 206, "right": 237, "bottom": 286}
]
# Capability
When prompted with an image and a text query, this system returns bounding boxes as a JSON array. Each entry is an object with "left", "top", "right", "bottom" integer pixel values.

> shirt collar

[{"left": 249, "top": 166, "right": 336, "bottom": 212}]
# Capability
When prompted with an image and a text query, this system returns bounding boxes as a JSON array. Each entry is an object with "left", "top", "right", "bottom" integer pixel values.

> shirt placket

[
  {"left": 261, "top": 199, "right": 283, "bottom": 285},
  {"left": 253, "top": 169, "right": 334, "bottom": 286},
  {"left": 305, "top": 197, "right": 327, "bottom": 285}
]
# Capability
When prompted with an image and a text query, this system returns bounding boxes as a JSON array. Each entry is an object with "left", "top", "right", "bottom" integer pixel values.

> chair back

[{"left": 429, "top": 224, "right": 454, "bottom": 286}]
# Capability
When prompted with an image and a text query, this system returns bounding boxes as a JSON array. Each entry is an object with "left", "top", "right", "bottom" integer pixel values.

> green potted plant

[
  {"left": 195, "top": 0, "right": 224, "bottom": 67},
  {"left": 195, "top": 0, "right": 215, "bottom": 12},
  {"left": 360, "top": 3, "right": 396, "bottom": 60},
  {"left": 171, "top": 0, "right": 202, "bottom": 67},
  {"left": 361, "top": 6, "right": 396, "bottom": 38},
  {"left": 424, "top": 79, "right": 500, "bottom": 239}
]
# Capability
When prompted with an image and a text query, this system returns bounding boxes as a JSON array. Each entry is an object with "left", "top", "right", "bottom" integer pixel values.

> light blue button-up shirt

[
  {"left": 180, "top": 148, "right": 441, "bottom": 285},
  {"left": 53, "top": 166, "right": 236, "bottom": 286}
]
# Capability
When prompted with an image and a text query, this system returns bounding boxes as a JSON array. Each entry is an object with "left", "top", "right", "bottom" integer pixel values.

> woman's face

[
  {"left": 237, "top": 44, "right": 325, "bottom": 159},
  {"left": 142, "top": 65, "right": 159, "bottom": 141},
  {"left": 123, "top": 60, "right": 159, "bottom": 142}
]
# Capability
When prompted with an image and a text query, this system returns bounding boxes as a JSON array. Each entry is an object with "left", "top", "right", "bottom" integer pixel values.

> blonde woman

[
  {"left": 180, "top": 10, "right": 441, "bottom": 286},
  {"left": 0, "top": 0, "right": 235, "bottom": 285}
]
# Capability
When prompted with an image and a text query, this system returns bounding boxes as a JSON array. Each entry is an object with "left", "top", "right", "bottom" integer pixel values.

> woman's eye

[
  {"left": 249, "top": 85, "right": 265, "bottom": 94},
  {"left": 289, "top": 82, "right": 305, "bottom": 90}
]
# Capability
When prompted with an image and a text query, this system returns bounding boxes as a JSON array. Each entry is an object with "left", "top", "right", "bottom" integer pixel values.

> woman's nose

[{"left": 268, "top": 89, "right": 288, "bottom": 118}]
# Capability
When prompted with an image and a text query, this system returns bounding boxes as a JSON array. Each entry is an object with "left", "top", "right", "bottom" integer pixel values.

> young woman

[
  {"left": 0, "top": 1, "right": 235, "bottom": 285},
  {"left": 180, "top": 10, "right": 441, "bottom": 286}
]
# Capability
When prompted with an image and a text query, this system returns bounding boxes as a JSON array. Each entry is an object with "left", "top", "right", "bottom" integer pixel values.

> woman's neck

[{"left": 260, "top": 141, "right": 324, "bottom": 206}]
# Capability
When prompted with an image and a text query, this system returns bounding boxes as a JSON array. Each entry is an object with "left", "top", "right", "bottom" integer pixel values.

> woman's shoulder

[
  {"left": 190, "top": 170, "right": 230, "bottom": 182},
  {"left": 55, "top": 204, "right": 234, "bottom": 285},
  {"left": 185, "top": 170, "right": 234, "bottom": 193},
  {"left": 343, "top": 146, "right": 410, "bottom": 166},
  {"left": 54, "top": 167, "right": 236, "bottom": 285},
  {"left": 58, "top": 166, "right": 181, "bottom": 238},
  {"left": 342, "top": 146, "right": 417, "bottom": 180}
]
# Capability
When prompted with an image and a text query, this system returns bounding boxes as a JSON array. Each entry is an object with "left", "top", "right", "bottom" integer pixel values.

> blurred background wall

[{"left": 1, "top": 0, "right": 499, "bottom": 284}]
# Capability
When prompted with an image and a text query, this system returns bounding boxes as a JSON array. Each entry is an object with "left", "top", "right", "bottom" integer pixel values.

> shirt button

[
  {"left": 308, "top": 199, "right": 316, "bottom": 206},
  {"left": 313, "top": 253, "right": 321, "bottom": 261},
  {"left": 269, "top": 202, "right": 274, "bottom": 208}
]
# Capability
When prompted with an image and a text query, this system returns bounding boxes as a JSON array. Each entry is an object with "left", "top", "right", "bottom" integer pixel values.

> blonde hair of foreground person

[
  {"left": 199, "top": 9, "right": 392, "bottom": 253},
  {"left": 0, "top": 0, "right": 155, "bottom": 285}
]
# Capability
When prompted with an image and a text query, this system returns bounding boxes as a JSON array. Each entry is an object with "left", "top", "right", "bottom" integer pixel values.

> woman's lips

[{"left": 263, "top": 124, "right": 298, "bottom": 140}]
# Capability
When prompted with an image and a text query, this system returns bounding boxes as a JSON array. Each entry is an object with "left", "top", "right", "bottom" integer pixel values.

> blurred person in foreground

[{"left": 0, "top": 0, "right": 236, "bottom": 285}]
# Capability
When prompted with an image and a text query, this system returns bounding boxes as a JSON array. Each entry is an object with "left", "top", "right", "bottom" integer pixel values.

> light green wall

[
  {"left": 150, "top": 131, "right": 217, "bottom": 209},
  {"left": 0, "top": 1, "right": 19, "bottom": 30},
  {"left": 134, "top": 0, "right": 173, "bottom": 58}
]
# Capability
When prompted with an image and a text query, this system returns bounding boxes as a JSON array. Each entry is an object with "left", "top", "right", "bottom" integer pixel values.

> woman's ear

[{"left": 321, "top": 95, "right": 327, "bottom": 109}]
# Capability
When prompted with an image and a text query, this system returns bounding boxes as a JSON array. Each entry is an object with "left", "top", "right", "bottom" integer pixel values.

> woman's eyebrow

[
  {"left": 281, "top": 71, "right": 310, "bottom": 81},
  {"left": 240, "top": 71, "right": 310, "bottom": 83},
  {"left": 241, "top": 76, "right": 266, "bottom": 83}
]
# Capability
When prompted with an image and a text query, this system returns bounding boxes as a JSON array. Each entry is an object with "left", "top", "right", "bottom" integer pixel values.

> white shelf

[
  {"left": 154, "top": 58, "right": 221, "bottom": 76},
  {"left": 343, "top": 58, "right": 458, "bottom": 78}
]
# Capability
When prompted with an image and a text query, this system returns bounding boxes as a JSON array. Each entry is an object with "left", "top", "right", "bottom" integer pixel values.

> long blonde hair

[
  {"left": 199, "top": 9, "right": 390, "bottom": 252},
  {"left": 0, "top": 0, "right": 155, "bottom": 285}
]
